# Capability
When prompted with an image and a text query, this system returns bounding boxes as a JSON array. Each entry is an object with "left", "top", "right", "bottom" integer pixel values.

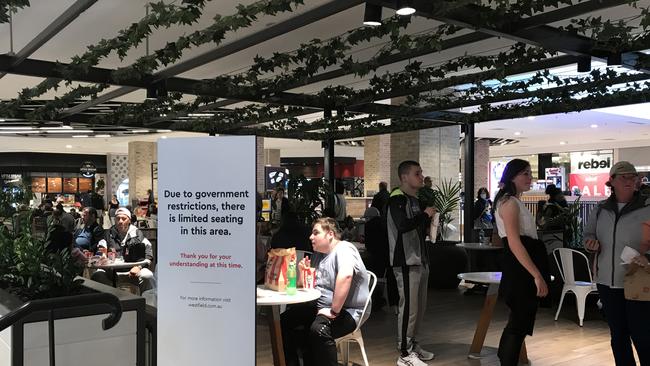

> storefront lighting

[
  {"left": 72, "top": 135, "right": 89, "bottom": 138},
  {"left": 95, "top": 134, "right": 111, "bottom": 138},
  {"left": 560, "top": 141, "right": 567, "bottom": 145}
]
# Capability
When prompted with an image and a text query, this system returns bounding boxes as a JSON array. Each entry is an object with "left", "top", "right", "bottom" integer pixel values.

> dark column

[
  {"left": 538, "top": 153, "right": 553, "bottom": 180},
  {"left": 463, "top": 123, "right": 475, "bottom": 243},
  {"left": 322, "top": 109, "right": 335, "bottom": 213}
]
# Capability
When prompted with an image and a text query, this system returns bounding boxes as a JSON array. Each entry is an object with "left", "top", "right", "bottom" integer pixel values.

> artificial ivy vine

[{"left": 2, "top": 0, "right": 650, "bottom": 140}]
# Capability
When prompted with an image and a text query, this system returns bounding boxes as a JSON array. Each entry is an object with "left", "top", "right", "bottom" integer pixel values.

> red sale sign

[{"left": 569, "top": 173, "right": 611, "bottom": 197}]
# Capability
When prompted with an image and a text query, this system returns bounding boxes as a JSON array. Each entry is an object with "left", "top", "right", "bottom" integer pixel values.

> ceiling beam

[
  {"left": 0, "top": 0, "right": 98, "bottom": 80},
  {"left": 208, "top": 0, "right": 627, "bottom": 109},
  {"left": 60, "top": 0, "right": 364, "bottom": 117},
  {"left": 373, "top": 0, "right": 649, "bottom": 73}
]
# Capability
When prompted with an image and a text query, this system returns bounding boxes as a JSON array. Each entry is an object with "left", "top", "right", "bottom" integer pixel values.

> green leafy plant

[
  {"left": 0, "top": 211, "right": 84, "bottom": 301},
  {"left": 539, "top": 197, "right": 583, "bottom": 248},
  {"left": 286, "top": 175, "right": 332, "bottom": 226},
  {"left": 431, "top": 179, "right": 462, "bottom": 241}
]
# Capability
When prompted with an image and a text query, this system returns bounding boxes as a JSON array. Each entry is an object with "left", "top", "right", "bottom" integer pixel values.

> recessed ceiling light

[
  {"left": 45, "top": 129, "right": 93, "bottom": 134},
  {"left": 72, "top": 135, "right": 88, "bottom": 138},
  {"left": 560, "top": 141, "right": 567, "bottom": 145},
  {"left": 157, "top": 129, "right": 172, "bottom": 133},
  {"left": 95, "top": 134, "right": 110, "bottom": 138},
  {"left": 161, "top": 136, "right": 168, "bottom": 139},
  {"left": 590, "top": 124, "right": 598, "bottom": 128},
  {"left": 0, "top": 127, "right": 34, "bottom": 130},
  {"left": 514, "top": 131, "right": 522, "bottom": 136},
  {"left": 527, "top": 116, "right": 535, "bottom": 120},
  {"left": 65, "top": 145, "right": 72, "bottom": 149},
  {"left": 132, "top": 129, "right": 149, "bottom": 133}
]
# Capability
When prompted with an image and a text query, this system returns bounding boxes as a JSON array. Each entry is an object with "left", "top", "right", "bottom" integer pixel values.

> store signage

[
  {"left": 545, "top": 167, "right": 566, "bottom": 191},
  {"left": 570, "top": 151, "right": 613, "bottom": 173},
  {"left": 158, "top": 137, "right": 255, "bottom": 366},
  {"left": 79, "top": 161, "right": 97, "bottom": 178},
  {"left": 569, "top": 172, "right": 611, "bottom": 197}
]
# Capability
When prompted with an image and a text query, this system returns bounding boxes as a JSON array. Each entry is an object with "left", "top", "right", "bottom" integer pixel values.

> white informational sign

[
  {"left": 158, "top": 137, "right": 255, "bottom": 366},
  {"left": 545, "top": 167, "right": 566, "bottom": 191}
]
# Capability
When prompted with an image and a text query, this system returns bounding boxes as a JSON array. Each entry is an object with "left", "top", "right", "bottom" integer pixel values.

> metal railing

[{"left": 0, "top": 292, "right": 122, "bottom": 366}]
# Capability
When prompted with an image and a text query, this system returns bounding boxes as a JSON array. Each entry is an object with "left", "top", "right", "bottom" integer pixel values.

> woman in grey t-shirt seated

[{"left": 281, "top": 217, "right": 370, "bottom": 366}]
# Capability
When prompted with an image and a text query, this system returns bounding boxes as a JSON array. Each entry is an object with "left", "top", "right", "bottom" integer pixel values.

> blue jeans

[{"left": 597, "top": 284, "right": 650, "bottom": 366}]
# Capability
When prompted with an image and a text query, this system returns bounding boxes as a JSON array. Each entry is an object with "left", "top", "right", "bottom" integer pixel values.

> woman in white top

[{"left": 494, "top": 159, "right": 550, "bottom": 366}]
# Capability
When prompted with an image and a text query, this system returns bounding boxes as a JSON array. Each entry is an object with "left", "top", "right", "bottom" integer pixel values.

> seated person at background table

[
  {"left": 281, "top": 217, "right": 371, "bottom": 366},
  {"left": 73, "top": 207, "right": 105, "bottom": 253},
  {"left": 91, "top": 208, "right": 155, "bottom": 293},
  {"left": 269, "top": 210, "right": 311, "bottom": 252},
  {"left": 55, "top": 203, "right": 76, "bottom": 234},
  {"left": 45, "top": 208, "right": 74, "bottom": 253},
  {"left": 340, "top": 215, "right": 359, "bottom": 241}
]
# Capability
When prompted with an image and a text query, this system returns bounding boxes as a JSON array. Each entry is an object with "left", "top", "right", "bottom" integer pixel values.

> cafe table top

[
  {"left": 256, "top": 285, "right": 320, "bottom": 306},
  {"left": 456, "top": 242, "right": 503, "bottom": 251}
]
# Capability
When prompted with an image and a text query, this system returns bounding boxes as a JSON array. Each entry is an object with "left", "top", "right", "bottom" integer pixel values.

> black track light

[
  {"left": 577, "top": 56, "right": 591, "bottom": 73},
  {"left": 363, "top": 3, "right": 382, "bottom": 26}
]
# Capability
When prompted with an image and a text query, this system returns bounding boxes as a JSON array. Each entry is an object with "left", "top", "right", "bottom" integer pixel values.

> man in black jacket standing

[{"left": 387, "top": 161, "right": 437, "bottom": 366}]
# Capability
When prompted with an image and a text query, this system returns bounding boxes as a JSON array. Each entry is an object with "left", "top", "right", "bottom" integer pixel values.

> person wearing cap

[
  {"left": 92, "top": 207, "right": 155, "bottom": 293},
  {"left": 584, "top": 161, "right": 650, "bottom": 365}
]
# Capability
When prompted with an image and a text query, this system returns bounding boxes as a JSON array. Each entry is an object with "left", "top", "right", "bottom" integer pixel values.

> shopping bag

[
  {"left": 624, "top": 263, "right": 650, "bottom": 301},
  {"left": 264, "top": 247, "right": 295, "bottom": 291}
]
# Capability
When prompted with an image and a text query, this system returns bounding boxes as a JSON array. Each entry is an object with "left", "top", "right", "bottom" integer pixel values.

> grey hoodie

[{"left": 583, "top": 193, "right": 650, "bottom": 288}]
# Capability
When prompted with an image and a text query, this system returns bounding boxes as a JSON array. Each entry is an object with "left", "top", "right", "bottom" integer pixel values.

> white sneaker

[
  {"left": 413, "top": 343, "right": 435, "bottom": 361},
  {"left": 397, "top": 352, "right": 429, "bottom": 366}
]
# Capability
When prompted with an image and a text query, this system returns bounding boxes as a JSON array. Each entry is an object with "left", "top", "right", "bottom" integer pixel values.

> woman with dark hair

[
  {"left": 473, "top": 187, "right": 493, "bottom": 229},
  {"left": 494, "top": 159, "right": 550, "bottom": 366}
]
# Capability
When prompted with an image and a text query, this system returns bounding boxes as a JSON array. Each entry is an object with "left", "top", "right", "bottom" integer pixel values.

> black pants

[
  {"left": 598, "top": 284, "right": 650, "bottom": 366},
  {"left": 281, "top": 302, "right": 356, "bottom": 366}
]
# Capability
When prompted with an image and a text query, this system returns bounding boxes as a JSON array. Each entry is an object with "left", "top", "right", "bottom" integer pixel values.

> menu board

[
  {"left": 157, "top": 137, "right": 255, "bottom": 366},
  {"left": 63, "top": 178, "right": 78, "bottom": 193},
  {"left": 47, "top": 177, "right": 62, "bottom": 192},
  {"left": 78, "top": 178, "right": 93, "bottom": 192},
  {"left": 31, "top": 177, "right": 46, "bottom": 193}
]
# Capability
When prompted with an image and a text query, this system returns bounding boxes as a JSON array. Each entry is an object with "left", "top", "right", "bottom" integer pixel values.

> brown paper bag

[
  {"left": 264, "top": 247, "right": 295, "bottom": 292},
  {"left": 624, "top": 263, "right": 650, "bottom": 301}
]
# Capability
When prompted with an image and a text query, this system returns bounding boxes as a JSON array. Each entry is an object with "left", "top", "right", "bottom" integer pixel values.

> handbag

[{"left": 624, "top": 263, "right": 650, "bottom": 301}]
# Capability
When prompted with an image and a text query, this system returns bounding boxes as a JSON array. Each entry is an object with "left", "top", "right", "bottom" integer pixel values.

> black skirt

[{"left": 500, "top": 235, "right": 550, "bottom": 335}]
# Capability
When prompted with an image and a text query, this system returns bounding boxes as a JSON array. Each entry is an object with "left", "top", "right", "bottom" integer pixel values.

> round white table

[
  {"left": 457, "top": 272, "right": 529, "bottom": 364},
  {"left": 86, "top": 259, "right": 150, "bottom": 287},
  {"left": 256, "top": 285, "right": 321, "bottom": 366}
]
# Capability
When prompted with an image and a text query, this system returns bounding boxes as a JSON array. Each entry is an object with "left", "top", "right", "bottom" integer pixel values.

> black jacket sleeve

[{"left": 388, "top": 195, "right": 428, "bottom": 233}]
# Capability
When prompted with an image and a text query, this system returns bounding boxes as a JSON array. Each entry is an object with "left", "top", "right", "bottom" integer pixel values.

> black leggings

[{"left": 281, "top": 302, "right": 357, "bottom": 366}]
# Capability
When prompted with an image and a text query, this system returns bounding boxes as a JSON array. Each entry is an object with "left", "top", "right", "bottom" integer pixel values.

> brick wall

[
  {"left": 364, "top": 134, "right": 391, "bottom": 195},
  {"left": 128, "top": 141, "right": 156, "bottom": 206}
]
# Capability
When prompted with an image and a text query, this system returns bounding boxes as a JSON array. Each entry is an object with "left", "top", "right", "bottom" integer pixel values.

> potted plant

[
  {"left": 286, "top": 175, "right": 332, "bottom": 226},
  {"left": 420, "top": 179, "right": 467, "bottom": 289},
  {"left": 0, "top": 212, "right": 146, "bottom": 366}
]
